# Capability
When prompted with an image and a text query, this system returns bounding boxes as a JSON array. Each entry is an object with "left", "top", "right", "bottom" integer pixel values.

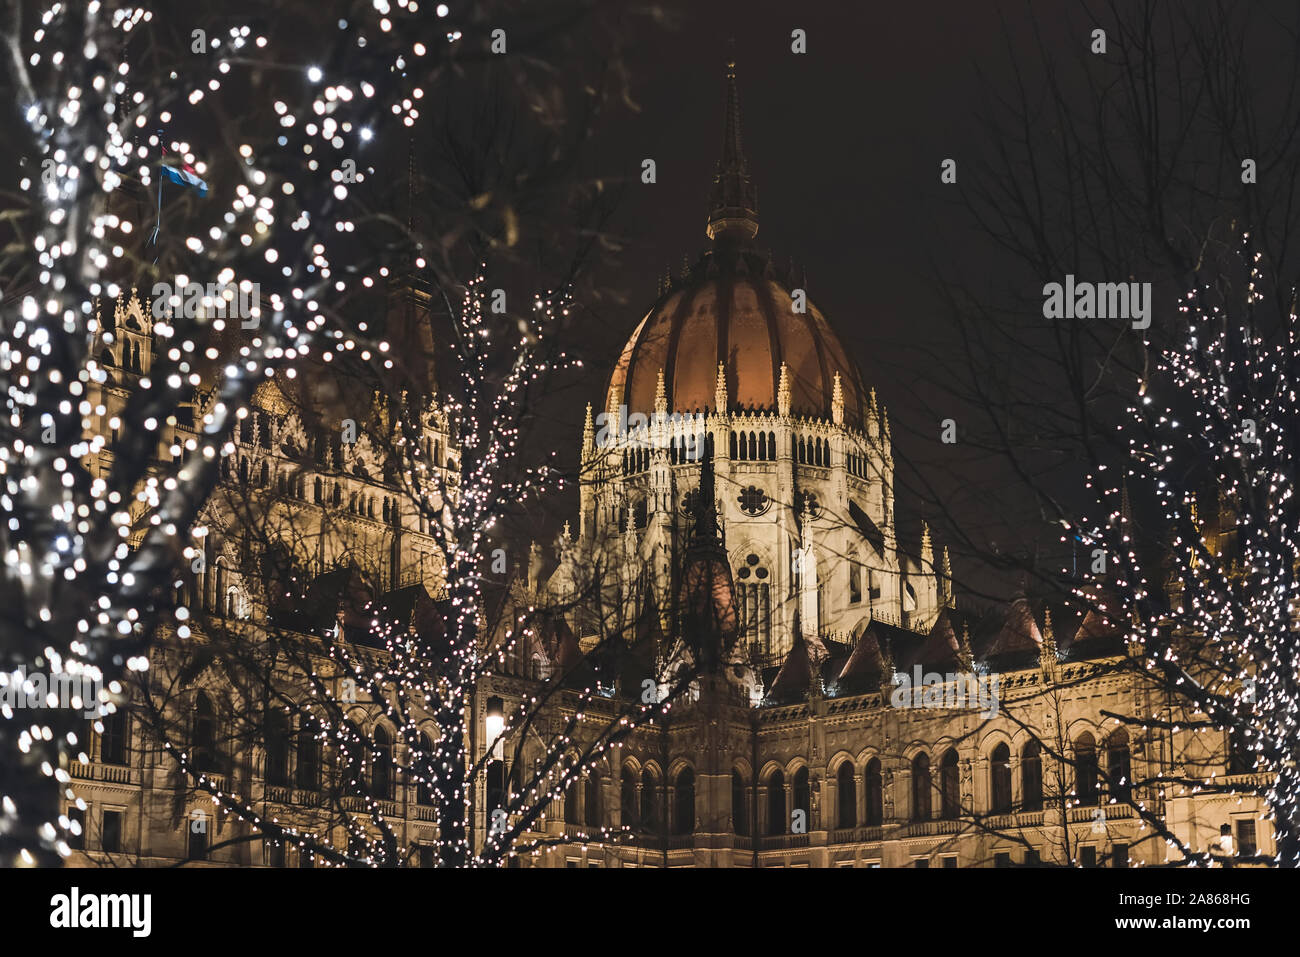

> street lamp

[{"left": 486, "top": 695, "right": 504, "bottom": 759}]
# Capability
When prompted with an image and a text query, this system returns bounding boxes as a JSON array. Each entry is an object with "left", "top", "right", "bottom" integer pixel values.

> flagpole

[
  {"left": 150, "top": 131, "right": 164, "bottom": 259},
  {"left": 149, "top": 177, "right": 162, "bottom": 263}
]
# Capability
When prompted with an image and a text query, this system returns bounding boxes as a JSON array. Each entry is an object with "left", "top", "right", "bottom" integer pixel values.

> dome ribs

[
  {"left": 716, "top": 275, "right": 733, "bottom": 410},
  {"left": 609, "top": 265, "right": 871, "bottom": 431},
  {"left": 660, "top": 282, "right": 701, "bottom": 413},
  {"left": 751, "top": 277, "right": 786, "bottom": 418}
]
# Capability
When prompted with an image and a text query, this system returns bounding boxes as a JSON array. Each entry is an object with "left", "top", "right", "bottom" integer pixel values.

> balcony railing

[
  {"left": 901, "top": 819, "right": 964, "bottom": 837},
  {"left": 984, "top": 810, "right": 1044, "bottom": 829},
  {"left": 1218, "top": 772, "right": 1274, "bottom": 791},
  {"left": 829, "top": 825, "right": 884, "bottom": 844},
  {"left": 264, "top": 785, "right": 292, "bottom": 804},
  {"left": 70, "top": 761, "right": 133, "bottom": 785},
  {"left": 760, "top": 833, "right": 811, "bottom": 850}
]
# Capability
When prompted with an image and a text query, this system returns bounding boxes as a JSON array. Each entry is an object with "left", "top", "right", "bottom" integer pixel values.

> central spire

[{"left": 706, "top": 50, "right": 759, "bottom": 244}]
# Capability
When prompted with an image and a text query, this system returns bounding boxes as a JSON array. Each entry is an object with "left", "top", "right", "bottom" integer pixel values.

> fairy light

[
  {"left": 1065, "top": 234, "right": 1298, "bottom": 866},
  {"left": 0, "top": 0, "right": 583, "bottom": 866}
]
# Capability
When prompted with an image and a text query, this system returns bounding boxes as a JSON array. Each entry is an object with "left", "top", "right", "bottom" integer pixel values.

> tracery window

[
  {"left": 735, "top": 554, "right": 772, "bottom": 654},
  {"left": 737, "top": 485, "right": 770, "bottom": 515}
]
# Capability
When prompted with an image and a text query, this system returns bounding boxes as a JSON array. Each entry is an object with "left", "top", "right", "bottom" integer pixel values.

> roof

[{"left": 607, "top": 258, "right": 871, "bottom": 430}]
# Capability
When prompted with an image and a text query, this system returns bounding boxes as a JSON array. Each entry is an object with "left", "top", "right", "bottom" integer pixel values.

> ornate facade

[{"left": 63, "top": 60, "right": 1272, "bottom": 869}]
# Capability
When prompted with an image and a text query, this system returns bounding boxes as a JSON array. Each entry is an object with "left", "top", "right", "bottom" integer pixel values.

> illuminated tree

[
  {"left": 1062, "top": 236, "right": 1300, "bottom": 865},
  {"left": 0, "top": 0, "right": 671, "bottom": 867}
]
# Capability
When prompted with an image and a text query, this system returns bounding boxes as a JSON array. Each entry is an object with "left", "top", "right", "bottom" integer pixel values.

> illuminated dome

[
  {"left": 605, "top": 58, "right": 870, "bottom": 431},
  {"left": 607, "top": 249, "right": 869, "bottom": 430}
]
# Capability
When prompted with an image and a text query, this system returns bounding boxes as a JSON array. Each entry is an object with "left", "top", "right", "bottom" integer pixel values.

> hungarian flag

[{"left": 159, "top": 149, "right": 208, "bottom": 197}]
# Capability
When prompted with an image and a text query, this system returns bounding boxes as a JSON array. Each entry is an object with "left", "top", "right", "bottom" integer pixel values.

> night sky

[{"left": 514, "top": 0, "right": 1082, "bottom": 582}]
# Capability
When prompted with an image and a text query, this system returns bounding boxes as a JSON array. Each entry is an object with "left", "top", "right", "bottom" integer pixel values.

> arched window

[
  {"left": 584, "top": 774, "right": 601, "bottom": 827},
  {"left": 767, "top": 769, "right": 785, "bottom": 835},
  {"left": 621, "top": 768, "right": 638, "bottom": 829},
  {"left": 371, "top": 726, "right": 394, "bottom": 800},
  {"left": 562, "top": 776, "right": 580, "bottom": 825},
  {"left": 213, "top": 558, "right": 227, "bottom": 617},
  {"left": 487, "top": 760, "right": 506, "bottom": 815},
  {"left": 313, "top": 477, "right": 323, "bottom": 504},
  {"left": 1227, "top": 727, "right": 1253, "bottom": 775},
  {"left": 1074, "top": 732, "right": 1098, "bottom": 806},
  {"left": 990, "top": 743, "right": 1012, "bottom": 814},
  {"left": 296, "top": 719, "right": 320, "bottom": 791},
  {"left": 99, "top": 709, "right": 128, "bottom": 766},
  {"left": 732, "top": 770, "right": 748, "bottom": 835},
  {"left": 639, "top": 770, "right": 660, "bottom": 832},
  {"left": 911, "top": 753, "right": 931, "bottom": 821},
  {"left": 848, "top": 549, "right": 862, "bottom": 604},
  {"left": 865, "top": 758, "right": 883, "bottom": 826},
  {"left": 416, "top": 734, "right": 435, "bottom": 806},
  {"left": 748, "top": 432, "right": 757, "bottom": 459},
  {"left": 729, "top": 432, "right": 738, "bottom": 459},
  {"left": 193, "top": 693, "right": 217, "bottom": 772},
  {"left": 939, "top": 749, "right": 960, "bottom": 819},
  {"left": 1021, "top": 740, "right": 1043, "bottom": 811},
  {"left": 837, "top": 762, "right": 857, "bottom": 829},
  {"left": 264, "top": 710, "right": 289, "bottom": 787},
  {"left": 1107, "top": 729, "right": 1131, "bottom": 803},
  {"left": 793, "top": 767, "right": 810, "bottom": 828},
  {"left": 259, "top": 461, "right": 269, "bottom": 486},
  {"left": 672, "top": 768, "right": 695, "bottom": 835}
]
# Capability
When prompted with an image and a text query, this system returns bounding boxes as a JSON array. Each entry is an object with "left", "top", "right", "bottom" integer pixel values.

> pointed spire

[
  {"left": 714, "top": 362, "right": 728, "bottom": 414},
  {"left": 1041, "top": 607, "right": 1058, "bottom": 670},
  {"left": 921, "top": 522, "right": 933, "bottom": 569},
  {"left": 879, "top": 633, "right": 896, "bottom": 680},
  {"left": 691, "top": 440, "right": 721, "bottom": 546},
  {"left": 655, "top": 368, "right": 667, "bottom": 415},
  {"left": 940, "top": 545, "right": 952, "bottom": 599},
  {"left": 606, "top": 382, "right": 621, "bottom": 437},
  {"left": 831, "top": 371, "right": 844, "bottom": 426},
  {"left": 958, "top": 622, "right": 975, "bottom": 673},
  {"left": 777, "top": 362, "right": 791, "bottom": 417},
  {"left": 706, "top": 48, "right": 759, "bottom": 244},
  {"left": 581, "top": 402, "right": 595, "bottom": 456}
]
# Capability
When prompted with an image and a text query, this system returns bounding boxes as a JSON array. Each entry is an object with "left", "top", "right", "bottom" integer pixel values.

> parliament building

[{"left": 65, "top": 61, "right": 1272, "bottom": 869}]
